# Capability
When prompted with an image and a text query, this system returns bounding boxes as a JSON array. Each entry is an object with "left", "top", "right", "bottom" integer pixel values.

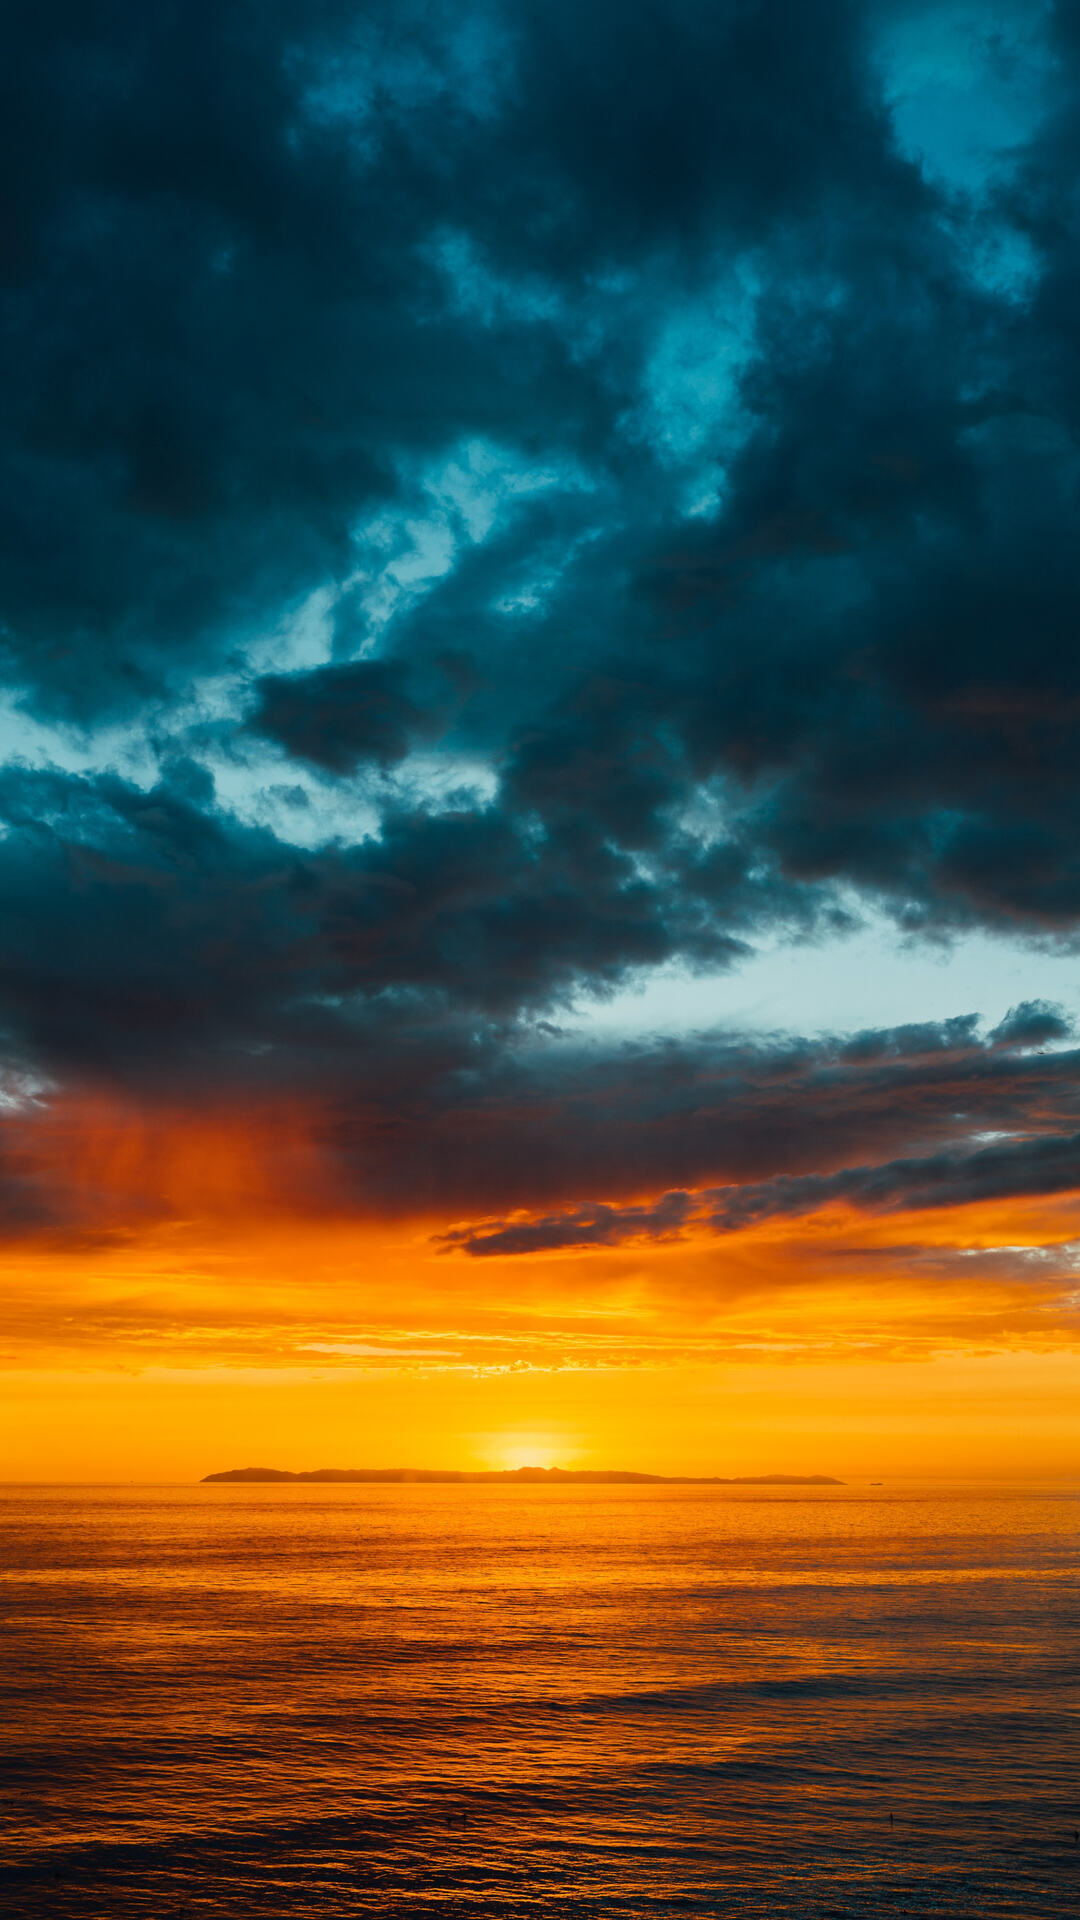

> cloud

[
  {"left": 989, "top": 1000, "right": 1073, "bottom": 1050},
  {"left": 3, "top": 0, "right": 887, "bottom": 719},
  {"left": 705, "top": 1129, "right": 1080, "bottom": 1232},
  {"left": 440, "top": 1190, "right": 694, "bottom": 1257},
  {"left": 0, "top": 1007, "right": 1074, "bottom": 1246},
  {"left": 249, "top": 660, "right": 428, "bottom": 773},
  {"left": 444, "top": 1128, "right": 1080, "bottom": 1257},
  {"left": 3, "top": 0, "right": 1080, "bottom": 1278}
]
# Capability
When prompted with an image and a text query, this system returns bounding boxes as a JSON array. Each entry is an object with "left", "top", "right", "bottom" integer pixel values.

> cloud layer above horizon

[{"left": 4, "top": 0, "right": 1080, "bottom": 1402}]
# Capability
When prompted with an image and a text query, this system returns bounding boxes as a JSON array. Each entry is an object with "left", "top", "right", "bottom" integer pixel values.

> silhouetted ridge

[{"left": 202, "top": 1466, "right": 844, "bottom": 1485}]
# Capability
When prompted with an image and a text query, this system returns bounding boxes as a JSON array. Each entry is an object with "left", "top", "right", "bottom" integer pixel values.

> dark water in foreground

[{"left": 1, "top": 1482, "right": 1077, "bottom": 1918}]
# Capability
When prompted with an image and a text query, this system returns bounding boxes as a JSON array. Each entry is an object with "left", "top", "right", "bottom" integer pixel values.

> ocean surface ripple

[{"left": 1, "top": 1481, "right": 1077, "bottom": 1917}]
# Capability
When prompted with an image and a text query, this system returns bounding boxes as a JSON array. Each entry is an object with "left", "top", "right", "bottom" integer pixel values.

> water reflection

[{"left": 2, "top": 1481, "right": 1078, "bottom": 1915}]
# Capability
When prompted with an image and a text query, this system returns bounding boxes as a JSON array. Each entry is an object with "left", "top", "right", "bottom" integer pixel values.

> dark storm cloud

[
  {"left": 412, "top": 1007, "right": 1080, "bottom": 1227},
  {"left": 0, "top": 755, "right": 773, "bottom": 1090},
  {"left": 5, "top": 0, "right": 1080, "bottom": 1225},
  {"left": 250, "top": 660, "right": 427, "bottom": 772},
  {"left": 3, "top": 982, "right": 1078, "bottom": 1241},
  {"left": 0, "top": 0, "right": 579, "bottom": 714},
  {"left": 989, "top": 1001, "right": 1072, "bottom": 1050},
  {"left": 447, "top": 1127, "right": 1080, "bottom": 1257},
  {"left": 0, "top": 0, "right": 890, "bottom": 718},
  {"left": 500, "top": 0, "right": 894, "bottom": 261},
  {"left": 248, "top": 637, "right": 479, "bottom": 772},
  {"left": 702, "top": 1129, "right": 1080, "bottom": 1234}
]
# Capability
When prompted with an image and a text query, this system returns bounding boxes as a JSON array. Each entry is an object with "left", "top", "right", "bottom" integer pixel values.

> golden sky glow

[{"left": 3, "top": 1097, "right": 1078, "bottom": 1481}]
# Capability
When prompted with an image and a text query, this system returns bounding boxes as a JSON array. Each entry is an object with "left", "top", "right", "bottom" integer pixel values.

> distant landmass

[{"left": 202, "top": 1465, "right": 844, "bottom": 1485}]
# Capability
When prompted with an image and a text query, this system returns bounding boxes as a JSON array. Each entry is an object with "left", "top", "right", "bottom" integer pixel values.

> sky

[{"left": 3, "top": 0, "right": 1080, "bottom": 1479}]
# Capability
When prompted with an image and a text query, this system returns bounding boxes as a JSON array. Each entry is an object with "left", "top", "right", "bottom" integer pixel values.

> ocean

[{"left": 1, "top": 1480, "right": 1077, "bottom": 1917}]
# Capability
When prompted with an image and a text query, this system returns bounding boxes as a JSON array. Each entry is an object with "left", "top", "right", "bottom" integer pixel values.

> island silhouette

[{"left": 202, "top": 1466, "right": 844, "bottom": 1484}]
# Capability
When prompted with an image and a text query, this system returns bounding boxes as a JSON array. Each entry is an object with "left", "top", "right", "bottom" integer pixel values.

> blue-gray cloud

[
  {"left": 447, "top": 1108, "right": 1080, "bottom": 1257},
  {"left": 4, "top": 0, "right": 1080, "bottom": 1237}
]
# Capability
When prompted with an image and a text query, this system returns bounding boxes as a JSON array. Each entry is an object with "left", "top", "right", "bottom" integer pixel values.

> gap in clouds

[{"left": 568, "top": 916, "right": 1080, "bottom": 1044}]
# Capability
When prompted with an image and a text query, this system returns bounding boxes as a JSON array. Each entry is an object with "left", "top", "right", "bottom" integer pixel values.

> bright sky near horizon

[{"left": 3, "top": 0, "right": 1080, "bottom": 1480}]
